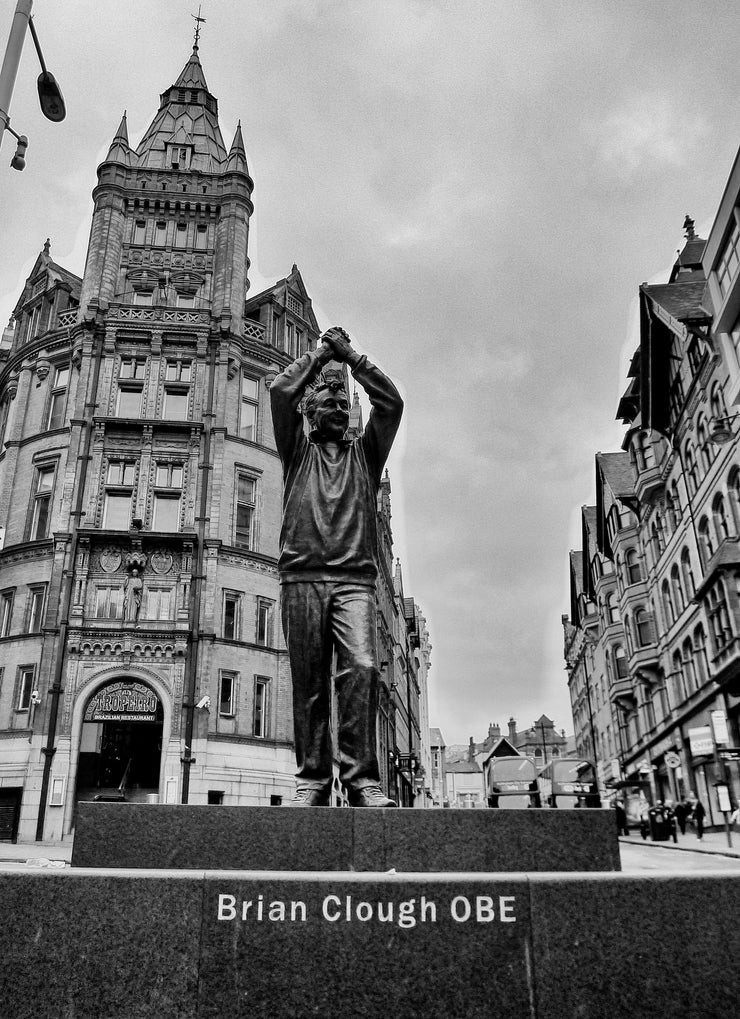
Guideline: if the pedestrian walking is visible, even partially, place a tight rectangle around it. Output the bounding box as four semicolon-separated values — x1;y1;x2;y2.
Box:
674;798;690;836
664;799;678;843
690;796;706;840
615;799;629;837
638;801;649;840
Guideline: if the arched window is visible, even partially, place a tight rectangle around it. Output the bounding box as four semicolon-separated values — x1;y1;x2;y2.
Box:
670;563;685;614
684;443;699;495
713;493;731;544
605;591;620;624
614;645;628;679
655;512;665;553
730;468;740;533
694;625;709;685
707;581;732;650
697;416;712;473
673;649;686;702
671;478;682;516
710;382;728;422
0;392;12;449
681;547;695;597
698;516;714;566
625;548;642;585
606;505;623;545
661;580;674;626
682;638;697;695
635;607;654;646
623;615;633;655
634;431;655;472
643;684;656;729
665;491;677;532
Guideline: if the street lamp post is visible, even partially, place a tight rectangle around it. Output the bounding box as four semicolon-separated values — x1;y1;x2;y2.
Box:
0;0;32;148
0;0;65;169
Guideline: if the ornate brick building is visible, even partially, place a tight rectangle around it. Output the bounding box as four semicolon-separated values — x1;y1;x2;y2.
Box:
0;42;429;843
565;203;740;826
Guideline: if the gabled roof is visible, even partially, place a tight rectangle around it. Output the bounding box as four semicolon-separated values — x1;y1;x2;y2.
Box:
430;727;445;748
12;242;82;318
569;550;584;625
595;451;634;557
641;280;711;325
446;760;481;774
596;451;634;498
482;737;520;765
246;265;321;335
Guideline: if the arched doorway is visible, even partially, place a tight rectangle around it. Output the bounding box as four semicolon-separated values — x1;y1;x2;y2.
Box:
75;679;164;803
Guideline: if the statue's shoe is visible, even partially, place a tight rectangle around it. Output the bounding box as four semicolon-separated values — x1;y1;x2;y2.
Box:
348;784;397;808
289;787;330;807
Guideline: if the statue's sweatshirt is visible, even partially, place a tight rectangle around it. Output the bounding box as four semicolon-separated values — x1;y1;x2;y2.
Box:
270;348;403;585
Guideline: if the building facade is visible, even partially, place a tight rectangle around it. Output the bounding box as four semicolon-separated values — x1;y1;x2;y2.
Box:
565;202;740;827
0;43;429;843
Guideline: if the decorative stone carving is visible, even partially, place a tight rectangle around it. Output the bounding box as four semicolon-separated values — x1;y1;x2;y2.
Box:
99;549;123;573
34;358;51;384
150;550;173;575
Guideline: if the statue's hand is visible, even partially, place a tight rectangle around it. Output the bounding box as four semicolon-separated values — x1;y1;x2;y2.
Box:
321;327;353;362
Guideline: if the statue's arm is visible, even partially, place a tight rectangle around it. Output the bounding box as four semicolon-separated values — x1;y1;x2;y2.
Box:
352;356;404;483
270;345;334;463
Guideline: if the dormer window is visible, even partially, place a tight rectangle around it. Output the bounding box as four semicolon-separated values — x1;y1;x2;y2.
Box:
168;145;191;170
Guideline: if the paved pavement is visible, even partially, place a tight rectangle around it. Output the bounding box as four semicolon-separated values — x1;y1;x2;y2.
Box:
0;839;72;867
619;827;740;858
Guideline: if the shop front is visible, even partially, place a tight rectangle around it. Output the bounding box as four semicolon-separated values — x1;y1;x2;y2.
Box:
75;678;164;804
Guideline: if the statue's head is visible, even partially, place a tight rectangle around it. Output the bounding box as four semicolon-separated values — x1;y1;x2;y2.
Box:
306;370;350;440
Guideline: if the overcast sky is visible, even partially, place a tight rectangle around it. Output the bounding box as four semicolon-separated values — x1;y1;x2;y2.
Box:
2;1;739;747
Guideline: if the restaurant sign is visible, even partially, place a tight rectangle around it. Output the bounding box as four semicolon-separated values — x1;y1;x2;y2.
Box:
84;681;159;723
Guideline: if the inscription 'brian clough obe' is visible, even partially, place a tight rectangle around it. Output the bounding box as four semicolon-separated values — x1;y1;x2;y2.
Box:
217;892;517;928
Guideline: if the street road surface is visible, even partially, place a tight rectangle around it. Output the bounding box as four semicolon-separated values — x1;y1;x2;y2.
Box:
620;842;740;873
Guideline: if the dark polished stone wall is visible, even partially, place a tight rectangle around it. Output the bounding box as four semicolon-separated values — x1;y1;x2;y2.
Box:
2;869;740;1018
71;803;621;871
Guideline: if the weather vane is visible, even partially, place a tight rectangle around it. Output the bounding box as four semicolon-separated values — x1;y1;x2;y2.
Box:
192;5;206;49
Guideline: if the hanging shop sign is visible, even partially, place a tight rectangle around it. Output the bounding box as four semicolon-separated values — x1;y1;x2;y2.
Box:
710;710;730;746
688;726;713;757
84;681;159;723
664;751;681;769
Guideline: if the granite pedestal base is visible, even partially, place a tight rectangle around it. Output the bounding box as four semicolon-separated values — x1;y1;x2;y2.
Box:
1;869;739;1018
71;802;620;871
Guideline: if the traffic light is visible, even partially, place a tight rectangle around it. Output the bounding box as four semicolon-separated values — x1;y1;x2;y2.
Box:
10;134;28;172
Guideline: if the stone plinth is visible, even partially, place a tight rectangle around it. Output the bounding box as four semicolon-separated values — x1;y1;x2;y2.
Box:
2;869;739;1018
71;803;620;871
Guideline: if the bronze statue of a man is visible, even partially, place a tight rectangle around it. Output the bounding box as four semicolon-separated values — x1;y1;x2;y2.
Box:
270;327;404;807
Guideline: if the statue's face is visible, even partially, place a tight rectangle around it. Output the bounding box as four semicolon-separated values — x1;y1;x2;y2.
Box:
311;388;349;440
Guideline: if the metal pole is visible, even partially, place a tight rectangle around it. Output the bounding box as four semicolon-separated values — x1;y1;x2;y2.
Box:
0;0;32;149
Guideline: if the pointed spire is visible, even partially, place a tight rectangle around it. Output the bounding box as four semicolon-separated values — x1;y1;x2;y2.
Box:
136;47;226;170
225;121;249;174
175;46;210;91
104;111;132;165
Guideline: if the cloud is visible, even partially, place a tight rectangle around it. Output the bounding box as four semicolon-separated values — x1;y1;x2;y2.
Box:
592;94;708;180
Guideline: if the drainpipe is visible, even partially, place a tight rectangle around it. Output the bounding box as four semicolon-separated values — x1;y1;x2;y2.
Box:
36;324;104;840
180;335;217;802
